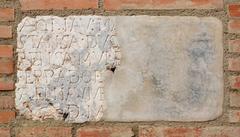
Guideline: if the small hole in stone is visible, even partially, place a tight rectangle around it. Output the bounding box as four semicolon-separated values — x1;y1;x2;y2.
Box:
109;67;116;73
63;113;69;120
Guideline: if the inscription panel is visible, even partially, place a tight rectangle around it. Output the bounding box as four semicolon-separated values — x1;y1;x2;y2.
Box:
16;16;120;123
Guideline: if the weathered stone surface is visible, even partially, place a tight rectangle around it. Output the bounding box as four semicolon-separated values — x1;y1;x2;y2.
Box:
16;16;120;123
16;16;223;123
103;16;223;121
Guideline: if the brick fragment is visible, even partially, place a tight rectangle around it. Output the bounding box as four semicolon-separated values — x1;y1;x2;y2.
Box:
228;58;240;71
16;127;72;137
0;96;14;109
0;45;13;58
228;20;240;33
229;110;240;123
0;81;14;91
0;26;12;38
0;128;10;137
228;4;240;17
229;76;240;89
77;127;134;137
0;8;14;21
230;92;240;107
20;0;98;11
0;111;15;123
0;60;14;74
229;39;240;53
104;0;223;10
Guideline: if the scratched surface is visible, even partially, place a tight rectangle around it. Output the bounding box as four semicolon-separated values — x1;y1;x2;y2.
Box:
16;16;121;123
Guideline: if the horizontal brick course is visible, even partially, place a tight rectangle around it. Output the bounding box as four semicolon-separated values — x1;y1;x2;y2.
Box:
0;128;11;137
139;126;240;137
16;127;72;137
0;8;14;21
228;20;240;33
0;26;12;38
228;58;240;71
228;4;240;17
20;0;98;11
0;60;14;74
77;127;134;137
229;39;240;53
0;45;13;58
229;110;240;123
0;96;14;109
229;76;240;89
0;111;15;123
104;0;223;10
0;81;14;91
230;92;240;107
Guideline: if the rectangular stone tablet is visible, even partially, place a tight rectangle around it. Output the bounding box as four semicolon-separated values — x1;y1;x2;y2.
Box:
16;16;223;123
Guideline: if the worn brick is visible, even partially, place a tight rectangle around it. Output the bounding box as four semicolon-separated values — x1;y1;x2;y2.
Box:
0;26;12;38
77;127;133;137
229;39;240;53
139;126;240;137
0;128;10;137
228;20;240;33
229;110;240;123
228;4;240;18
0;96;14;109
0;45;13;58
0;81;14;91
0;60;14;74
0;111;15;123
228;58;240;71
16;127;72;137
20;0;98;11
229;76;240;89
104;0;223;10
0;8;14;21
230;92;240;107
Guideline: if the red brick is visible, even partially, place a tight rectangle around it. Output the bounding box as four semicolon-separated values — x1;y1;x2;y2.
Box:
0;45;13;58
0;60;14;74
228;20;240;33
0;26;12;38
230;92;240;107
20;0;98;11
0;81;15;91
104;0;223;10
228;4;240;17
0;128;11;137
228;58;240;71
229;39;240;53
0;8;14;21
77;127;133;137
0;96;14;109
0;111;15;123
229;76;240;89
16;127;72;137
139;126;240;137
229;110;240;123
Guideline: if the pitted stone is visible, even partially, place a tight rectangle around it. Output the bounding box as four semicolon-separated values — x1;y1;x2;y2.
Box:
16;16;120;123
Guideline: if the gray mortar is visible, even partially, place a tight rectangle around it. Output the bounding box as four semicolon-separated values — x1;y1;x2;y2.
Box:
0;0;239;137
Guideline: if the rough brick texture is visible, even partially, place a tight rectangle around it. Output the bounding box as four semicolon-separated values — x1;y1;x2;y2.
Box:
77;127;134;137
0;111;15;123
104;0;223;10
0;128;11;137
228;58;240;71
0;8;14;21
228;20;240;33
229;110;240;123
229;4;240;17
0;45;13;58
0;81;14;91
16;127;72;137
139;126;240;137
0;26;12;38
230;92;240;107
229;76;240;89
20;0;98;11
0;96;14;109
229;39;240;53
0;60;14;74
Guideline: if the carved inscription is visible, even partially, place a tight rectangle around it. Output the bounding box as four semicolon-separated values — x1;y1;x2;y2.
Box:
16;16;121;123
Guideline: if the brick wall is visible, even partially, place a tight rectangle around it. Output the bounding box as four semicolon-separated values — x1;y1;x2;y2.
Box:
0;0;240;137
